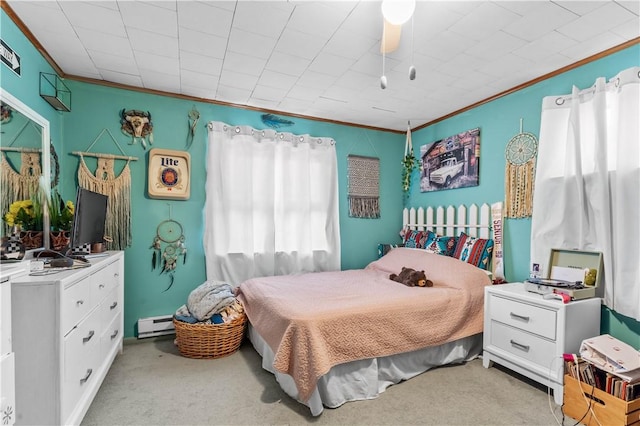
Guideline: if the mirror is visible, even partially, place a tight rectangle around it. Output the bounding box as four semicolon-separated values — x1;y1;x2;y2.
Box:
0;88;51;251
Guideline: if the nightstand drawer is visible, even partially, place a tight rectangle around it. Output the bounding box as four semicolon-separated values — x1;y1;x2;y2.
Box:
490;295;557;340
489;321;556;370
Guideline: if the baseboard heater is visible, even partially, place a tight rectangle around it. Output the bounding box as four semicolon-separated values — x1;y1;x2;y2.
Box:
137;314;175;338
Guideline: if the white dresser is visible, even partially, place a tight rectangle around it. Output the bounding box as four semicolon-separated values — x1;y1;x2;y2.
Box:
1;262;29;426
483;283;600;405
11;252;124;425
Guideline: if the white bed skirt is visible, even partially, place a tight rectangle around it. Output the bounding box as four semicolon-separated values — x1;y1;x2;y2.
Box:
247;324;483;416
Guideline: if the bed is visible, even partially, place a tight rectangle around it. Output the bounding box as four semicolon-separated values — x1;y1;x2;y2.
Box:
236;203;501;416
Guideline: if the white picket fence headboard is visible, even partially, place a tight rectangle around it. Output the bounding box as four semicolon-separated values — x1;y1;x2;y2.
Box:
402;203;492;239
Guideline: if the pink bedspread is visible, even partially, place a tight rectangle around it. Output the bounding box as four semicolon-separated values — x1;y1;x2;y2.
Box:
235;248;491;403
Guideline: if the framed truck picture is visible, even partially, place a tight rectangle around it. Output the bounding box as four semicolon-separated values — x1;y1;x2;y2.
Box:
148;148;191;200
420;127;480;192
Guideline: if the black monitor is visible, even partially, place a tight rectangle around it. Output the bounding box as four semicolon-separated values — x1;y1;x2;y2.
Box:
69;187;108;253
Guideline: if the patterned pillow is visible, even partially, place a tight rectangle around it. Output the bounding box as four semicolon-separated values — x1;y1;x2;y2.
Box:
452;232;494;270
424;233;458;256
377;243;404;258
402;229;433;249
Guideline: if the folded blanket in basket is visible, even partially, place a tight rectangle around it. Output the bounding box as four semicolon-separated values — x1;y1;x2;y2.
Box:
187;281;236;321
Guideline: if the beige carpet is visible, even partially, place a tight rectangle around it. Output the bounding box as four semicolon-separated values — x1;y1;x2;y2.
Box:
81;337;577;425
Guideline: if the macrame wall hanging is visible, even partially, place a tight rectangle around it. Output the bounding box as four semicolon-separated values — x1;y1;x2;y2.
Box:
150;204;187;292
505;118;538;218
347;154;380;218
74;128;138;250
1;118;44;234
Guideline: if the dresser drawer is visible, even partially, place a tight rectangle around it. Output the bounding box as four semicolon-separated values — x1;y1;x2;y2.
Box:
1;352;15;426
101;285;121;325
489;295;557;340
62;308;100;420
90;261;119;308
62;279;91;335
100;311;122;361
489;321;557;373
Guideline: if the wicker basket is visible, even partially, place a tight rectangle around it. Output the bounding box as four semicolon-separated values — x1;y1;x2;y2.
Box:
173;313;247;359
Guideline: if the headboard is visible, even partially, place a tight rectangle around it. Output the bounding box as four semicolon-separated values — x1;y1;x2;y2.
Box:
401;202;505;281
402;203;492;239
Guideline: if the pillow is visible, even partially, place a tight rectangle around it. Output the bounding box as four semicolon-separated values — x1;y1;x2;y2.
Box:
377;243;404;258
423;233;458;256
452;232;494;270
402;229;433;249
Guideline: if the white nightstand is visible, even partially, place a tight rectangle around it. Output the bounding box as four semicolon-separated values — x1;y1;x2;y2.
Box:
482;283;601;405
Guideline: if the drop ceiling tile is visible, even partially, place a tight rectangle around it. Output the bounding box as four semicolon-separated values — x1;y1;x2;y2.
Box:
218;70;260;91
59;2;125;37
180;69;219;90
333;70;378;91
258;70;298;91
247;97;280;110
227;28;278;60
139;68;180;93
118;1;177;37
75;28;133;58
556;2;637;42
222;51;267;77
275;28;326;60
215;86;252;105
141;1;177;12
135;51;180;76
612;20;640;40
251;85;288;103
88;49;138;75
181;83;217;100
9;3;73;38
351;52;397;77
296;71;338;91
126;28;178;58
502;2;578;42
265;51;311;77
287;85;323;102
338;1;383;39
180;51;223;75
560;32;629;61
448;2;520;41
92;2;119;12
233;2;293;38
100;69;143;87
419;31;476;62
554;1;609;16
466;31;527;61
177;2;233;38
321;85;361;103
308;52;355;77
287;2;351;39
617;0;639;14
512;31;577;61
477;53;535;78
178;27;227;58
324;29;378;60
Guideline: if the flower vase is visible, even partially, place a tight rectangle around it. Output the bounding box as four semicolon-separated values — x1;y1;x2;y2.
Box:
50;230;71;252
20;230;43;250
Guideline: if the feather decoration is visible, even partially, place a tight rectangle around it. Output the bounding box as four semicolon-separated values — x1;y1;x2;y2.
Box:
163;273;174;292
261;113;294;129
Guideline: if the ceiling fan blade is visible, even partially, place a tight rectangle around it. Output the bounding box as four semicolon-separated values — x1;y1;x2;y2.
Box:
381;19;402;54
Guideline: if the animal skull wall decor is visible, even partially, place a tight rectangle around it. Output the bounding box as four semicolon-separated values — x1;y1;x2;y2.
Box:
120;109;154;149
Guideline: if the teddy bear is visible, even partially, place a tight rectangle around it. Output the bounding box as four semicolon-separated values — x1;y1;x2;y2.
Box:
389;266;433;287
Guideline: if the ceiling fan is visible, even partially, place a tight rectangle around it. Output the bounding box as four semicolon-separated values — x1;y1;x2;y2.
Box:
379;0;416;89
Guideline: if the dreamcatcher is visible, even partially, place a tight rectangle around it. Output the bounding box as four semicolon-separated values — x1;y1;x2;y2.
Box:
150;205;187;291
185;105;200;150
505;118;538;218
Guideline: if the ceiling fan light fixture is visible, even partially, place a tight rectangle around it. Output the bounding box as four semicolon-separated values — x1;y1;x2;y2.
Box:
381;0;416;26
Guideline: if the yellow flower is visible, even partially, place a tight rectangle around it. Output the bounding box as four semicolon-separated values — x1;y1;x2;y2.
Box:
3;198;43;231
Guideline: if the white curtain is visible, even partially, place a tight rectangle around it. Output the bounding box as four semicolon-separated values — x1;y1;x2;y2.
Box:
531;67;640;319
204;121;341;286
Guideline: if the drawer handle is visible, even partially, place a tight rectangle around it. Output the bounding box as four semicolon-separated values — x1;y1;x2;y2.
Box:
76;299;84;306
509;312;530;322
99;284;105;289
110;301;118;310
111;329;119;340
80;368;93;385
83;330;95;343
114;273;120;277
510;340;530;352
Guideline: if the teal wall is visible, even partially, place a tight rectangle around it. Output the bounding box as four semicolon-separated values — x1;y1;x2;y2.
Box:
410;44;640;346
3;8;639;345
0;11;63;164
